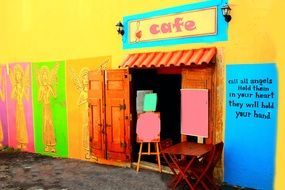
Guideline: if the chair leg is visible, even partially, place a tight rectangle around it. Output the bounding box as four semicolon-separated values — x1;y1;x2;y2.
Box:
193;171;210;190
161;152;177;176
205;174;219;190
155;142;162;172
136;142;143;172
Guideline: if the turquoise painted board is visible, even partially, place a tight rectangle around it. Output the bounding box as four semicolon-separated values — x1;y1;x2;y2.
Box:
143;93;157;112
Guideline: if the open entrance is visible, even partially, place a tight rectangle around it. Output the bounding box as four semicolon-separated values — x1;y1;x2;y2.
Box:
88;48;218;169
130;69;182;164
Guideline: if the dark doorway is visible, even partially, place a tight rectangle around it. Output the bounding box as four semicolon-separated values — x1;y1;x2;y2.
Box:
130;69;181;164
157;75;181;144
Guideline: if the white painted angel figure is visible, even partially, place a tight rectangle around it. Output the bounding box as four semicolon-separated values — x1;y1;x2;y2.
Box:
37;64;59;153
70;66;90;159
9;64;30;150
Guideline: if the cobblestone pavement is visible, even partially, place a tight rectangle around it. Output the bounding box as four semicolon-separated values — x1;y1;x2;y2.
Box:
0;150;171;190
0;149;251;190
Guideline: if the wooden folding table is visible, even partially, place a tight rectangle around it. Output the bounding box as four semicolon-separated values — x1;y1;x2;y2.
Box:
161;142;212;190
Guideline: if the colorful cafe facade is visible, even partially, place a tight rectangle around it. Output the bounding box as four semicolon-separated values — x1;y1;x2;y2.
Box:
0;0;284;190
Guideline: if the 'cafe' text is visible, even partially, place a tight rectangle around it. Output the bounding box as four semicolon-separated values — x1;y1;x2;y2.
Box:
150;18;196;34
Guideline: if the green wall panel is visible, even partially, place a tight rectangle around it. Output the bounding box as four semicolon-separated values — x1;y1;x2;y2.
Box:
32;61;68;157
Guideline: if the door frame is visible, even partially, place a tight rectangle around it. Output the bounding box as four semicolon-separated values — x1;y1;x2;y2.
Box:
129;65;217;161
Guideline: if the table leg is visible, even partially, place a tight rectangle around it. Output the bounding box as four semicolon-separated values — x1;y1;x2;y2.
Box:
169;154;195;190
160;153;178;187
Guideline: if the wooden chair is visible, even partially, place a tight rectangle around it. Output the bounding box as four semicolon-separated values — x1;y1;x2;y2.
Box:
190;142;224;190
159;139;188;187
159;139;177;175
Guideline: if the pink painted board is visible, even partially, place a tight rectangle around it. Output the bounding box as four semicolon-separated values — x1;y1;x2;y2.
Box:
136;112;160;142
181;89;208;137
6;63;34;152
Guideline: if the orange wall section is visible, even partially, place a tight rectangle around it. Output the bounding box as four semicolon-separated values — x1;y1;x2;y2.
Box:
66;56;110;161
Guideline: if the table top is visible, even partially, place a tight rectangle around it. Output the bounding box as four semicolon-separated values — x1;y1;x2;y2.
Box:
161;142;212;156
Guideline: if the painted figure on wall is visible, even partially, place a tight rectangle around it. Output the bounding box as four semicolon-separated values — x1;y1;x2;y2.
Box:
9;64;30;150
37;65;59;153
70;67;90;159
0;70;5;148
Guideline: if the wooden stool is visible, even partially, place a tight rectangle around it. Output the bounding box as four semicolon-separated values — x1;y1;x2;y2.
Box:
136;141;161;172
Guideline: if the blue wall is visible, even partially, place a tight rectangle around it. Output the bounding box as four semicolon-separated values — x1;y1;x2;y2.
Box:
225;64;278;190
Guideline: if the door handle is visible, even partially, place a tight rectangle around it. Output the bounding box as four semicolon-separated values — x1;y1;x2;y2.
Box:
119;104;126;110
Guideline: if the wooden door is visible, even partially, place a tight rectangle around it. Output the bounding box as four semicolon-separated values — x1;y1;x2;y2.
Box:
181;67;214;144
105;69;131;161
88;70;106;158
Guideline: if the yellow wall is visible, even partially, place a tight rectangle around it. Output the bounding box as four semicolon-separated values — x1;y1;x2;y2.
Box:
271;2;285;190
0;0;284;189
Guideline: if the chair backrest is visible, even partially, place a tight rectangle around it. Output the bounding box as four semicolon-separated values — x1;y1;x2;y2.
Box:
159;138;173;151
193;143;223;189
210;142;224;172
194;144;216;176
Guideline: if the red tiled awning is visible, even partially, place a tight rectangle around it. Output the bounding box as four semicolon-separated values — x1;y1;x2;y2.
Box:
120;47;216;68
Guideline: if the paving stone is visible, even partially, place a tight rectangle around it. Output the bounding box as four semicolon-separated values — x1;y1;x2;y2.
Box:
0;151;241;190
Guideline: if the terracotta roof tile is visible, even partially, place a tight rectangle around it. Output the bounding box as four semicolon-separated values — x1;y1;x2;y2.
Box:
120;47;216;68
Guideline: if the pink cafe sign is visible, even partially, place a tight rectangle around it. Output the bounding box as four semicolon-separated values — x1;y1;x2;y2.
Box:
128;7;217;43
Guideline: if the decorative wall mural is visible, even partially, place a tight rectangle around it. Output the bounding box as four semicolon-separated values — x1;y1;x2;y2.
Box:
37;65;59;153
0;84;3;148
6;63;34;152
1;57;111;158
0;66;6;148
10;65;29;149
225;63;278;190
70;66;90;158
33;61;68;157
66;57;110;160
